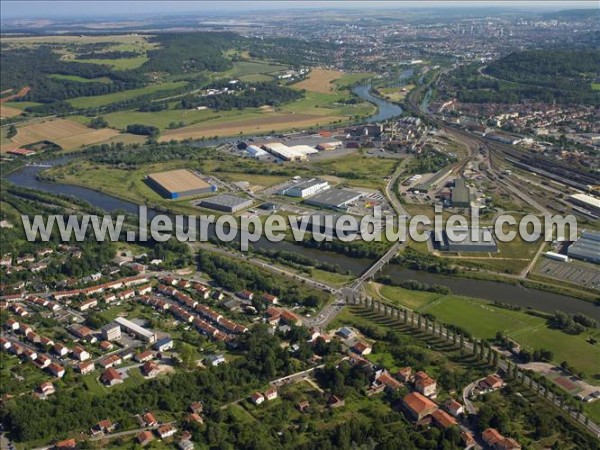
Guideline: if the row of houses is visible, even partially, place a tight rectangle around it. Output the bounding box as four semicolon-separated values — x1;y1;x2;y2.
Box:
52;275;150;301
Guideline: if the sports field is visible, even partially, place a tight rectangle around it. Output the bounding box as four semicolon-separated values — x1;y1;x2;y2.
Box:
3;119;120;152
293;68;344;93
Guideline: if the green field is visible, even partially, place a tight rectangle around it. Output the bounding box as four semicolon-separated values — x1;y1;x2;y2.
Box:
225;60;288;78
48;74;112;84
67;81;187;108
592;83;600;91
311;153;398;189
2;101;42;110
332;72;375;88
75;55;149;70
369;283;600;380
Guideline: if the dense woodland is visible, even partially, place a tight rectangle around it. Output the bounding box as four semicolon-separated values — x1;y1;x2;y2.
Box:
448;50;600;106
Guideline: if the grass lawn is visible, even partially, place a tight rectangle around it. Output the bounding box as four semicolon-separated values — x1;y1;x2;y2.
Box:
2;101;42;110
592;83;600;91
67;81;187;109
225;60;288;78
309;269;354;287
333;72;376;88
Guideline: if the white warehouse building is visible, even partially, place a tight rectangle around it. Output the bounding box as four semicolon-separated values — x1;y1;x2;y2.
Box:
281;178;330;198
245;145;268;158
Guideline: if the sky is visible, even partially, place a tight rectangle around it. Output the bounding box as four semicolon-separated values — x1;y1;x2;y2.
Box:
1;1;597;20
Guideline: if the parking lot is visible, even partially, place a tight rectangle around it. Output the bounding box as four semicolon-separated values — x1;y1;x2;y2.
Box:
535;258;600;290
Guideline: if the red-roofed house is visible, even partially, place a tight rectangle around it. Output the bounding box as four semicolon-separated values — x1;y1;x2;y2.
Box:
101;368;123;386
48;362;65;378
402;392;438;421
414;371;437;397
137;430;154;446
251;392;265;405
352;341;372;356
431;409;458;429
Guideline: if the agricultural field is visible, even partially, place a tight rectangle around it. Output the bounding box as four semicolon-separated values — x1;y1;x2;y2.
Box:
225;60;289;82
158;111;344;142
67;81;187;108
0;104;22;118
2;118;120;152
367;282;600;380
293;68;344;93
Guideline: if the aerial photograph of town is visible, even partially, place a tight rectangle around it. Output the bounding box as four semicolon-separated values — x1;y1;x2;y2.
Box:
0;0;599;448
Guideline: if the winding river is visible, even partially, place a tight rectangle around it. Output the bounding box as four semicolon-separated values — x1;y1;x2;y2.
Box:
5;82;599;320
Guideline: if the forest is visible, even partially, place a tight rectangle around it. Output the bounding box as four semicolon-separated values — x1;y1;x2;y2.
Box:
180;82;304;110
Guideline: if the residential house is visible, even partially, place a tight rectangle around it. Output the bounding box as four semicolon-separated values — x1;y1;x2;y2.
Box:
462;431;476;449
444;398;464;417
414;371;437;398
53;343;69;357
157;424;177;439
189;402;203;414
91;419;115;436
78;361;96;375
262;293;279;304
99;340;113;351
179;440;194;450
48;362;65;378
143;412;158;427
402;392;438;421
141;361;160;377
72;346;91;361
280;309;302;326
187;413;203;424
237;290;254;301
39;381;55;396
153;337;174;352
135;350;154;363
101;367;123;386
352;341;372;356
264;387;278;401
251;392;265;405
482;428;521;450
137;431;154;446
33;353;51;369
397;367;413;383
374;370;403;391
205;354;225;366
54;438;77;449
5;318;19;331
431;409;458;429
479;374;504;392
336;327;354;339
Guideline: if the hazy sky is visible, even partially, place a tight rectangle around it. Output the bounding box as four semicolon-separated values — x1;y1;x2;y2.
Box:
1;1;597;19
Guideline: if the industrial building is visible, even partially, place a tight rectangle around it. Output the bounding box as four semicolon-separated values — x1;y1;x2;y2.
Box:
451;178;471;208
567;230;600;264
410;168;453;193
245;145;268;159
305;188;363;210
101;323;122;341
434;227;498;253
113;317;156;343
198;194;253;213
146;169;217;199
261;142;321;161
568;194;600;217
281;178;330;198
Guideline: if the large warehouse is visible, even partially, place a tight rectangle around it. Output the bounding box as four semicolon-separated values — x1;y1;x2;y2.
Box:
146;169;217;199
261;142;318;161
281;178;330;198
567;230;600;264
305;188;363;210
198;194;253;213
434;227;498;253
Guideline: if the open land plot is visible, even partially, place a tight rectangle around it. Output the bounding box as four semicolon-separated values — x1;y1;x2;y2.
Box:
293;68;345;93
370;283;600;380
1;34;153;46
0;101;41;110
102;106;228;130
67;81;187;108
310;154;398;189
592;83;600;91
226;60;288;78
377;84;416;102
0;86;31;103
4;118;120;152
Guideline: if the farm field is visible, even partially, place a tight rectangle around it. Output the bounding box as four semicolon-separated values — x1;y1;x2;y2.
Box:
1;34;153;46
368;282;600;380
225;60;288;81
67;81;187;108
75;55;149;70
293;68;344;93
0;105;22;118
2;118;120;152
158;111;344;142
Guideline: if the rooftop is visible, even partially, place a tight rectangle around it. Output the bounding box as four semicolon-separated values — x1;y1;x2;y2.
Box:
305;188;363;208
147;169;211;194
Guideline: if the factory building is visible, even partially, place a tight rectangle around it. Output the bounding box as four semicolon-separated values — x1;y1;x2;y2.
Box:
281;178;330;198
434;227;498;253
146;169;217;199
305;188;363;210
451;179;471;208
262;142;309;161
114;317;156;343
198;194;253;213
567;230;600;264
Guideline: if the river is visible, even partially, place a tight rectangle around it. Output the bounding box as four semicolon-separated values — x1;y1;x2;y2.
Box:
5;83;600;320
